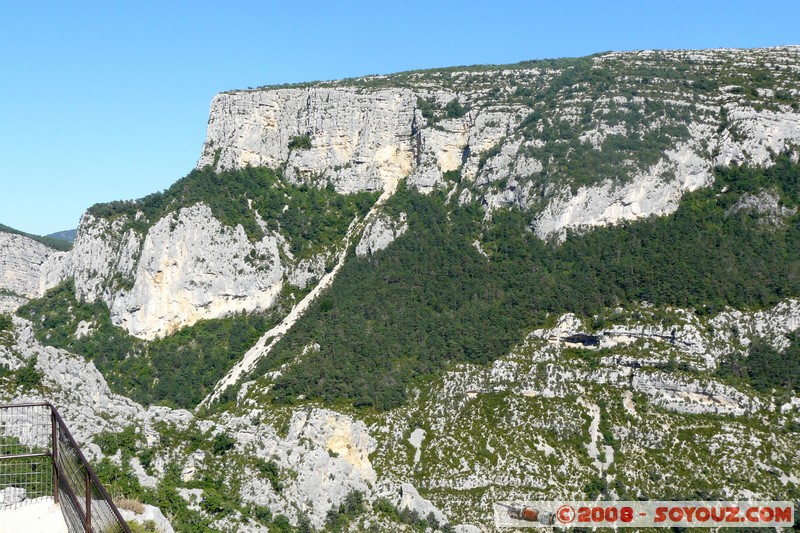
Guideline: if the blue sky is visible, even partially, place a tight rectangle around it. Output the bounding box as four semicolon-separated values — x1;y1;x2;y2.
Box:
2;0;799;235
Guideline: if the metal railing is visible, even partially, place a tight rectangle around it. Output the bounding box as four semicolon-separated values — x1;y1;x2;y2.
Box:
0;402;131;533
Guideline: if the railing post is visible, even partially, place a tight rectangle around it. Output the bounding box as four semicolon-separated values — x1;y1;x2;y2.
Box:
0;403;131;532
51;407;59;504
85;468;92;533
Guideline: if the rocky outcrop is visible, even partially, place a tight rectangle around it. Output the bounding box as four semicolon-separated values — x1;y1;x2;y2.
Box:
41;204;285;339
287;254;328;289
727;189;797;224
0;487;27;507
285;408;377;483
199;88;419;193
631;371;760;415
0;232;55;300
235;408;379;529
397;483;447;525
118;504;174;533
0;294;27;314
532;300;800;369
199;86;504;197
39;213;140;304
196;47;800;242
716;105;800;167
355;212;407;257
531;142;712;240
110;204;284;339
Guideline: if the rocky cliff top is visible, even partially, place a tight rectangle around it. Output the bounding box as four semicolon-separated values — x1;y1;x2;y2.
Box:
199;46;800;237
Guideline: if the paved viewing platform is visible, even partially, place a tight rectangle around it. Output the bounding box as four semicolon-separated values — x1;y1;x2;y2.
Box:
1;497;68;532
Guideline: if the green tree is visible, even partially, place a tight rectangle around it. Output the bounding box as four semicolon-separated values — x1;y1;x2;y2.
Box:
211;432;235;455
14;358;42;390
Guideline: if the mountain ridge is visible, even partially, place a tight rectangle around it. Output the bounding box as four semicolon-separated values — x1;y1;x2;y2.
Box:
35;45;800;344
2;46;799;531
0;222;73;251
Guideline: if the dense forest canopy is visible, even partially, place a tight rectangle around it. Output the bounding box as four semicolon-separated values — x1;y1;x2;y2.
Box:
259;154;800;410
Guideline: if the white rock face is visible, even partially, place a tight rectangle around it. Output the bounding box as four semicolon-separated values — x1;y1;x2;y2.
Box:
198;87;518;197
199;88;418;194
286;409;377;483
180;451;205;483
39;213;140;304
0;232;56;299
118;504;175;533
40;222;140;329
631;371;760;415
41;204;285;339
0;486;27;507
237;408;379;528
716;106;800;167
0;294;26;313
110;204;284;339
287;253;328;289
355;212;408;257
397;483;447;525
407;114;470;193
531;143;712;240
408;427;425;464
727;189;797;224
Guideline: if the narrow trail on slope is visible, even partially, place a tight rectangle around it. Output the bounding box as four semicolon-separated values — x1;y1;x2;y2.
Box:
579;397;615;479
199;182;399;409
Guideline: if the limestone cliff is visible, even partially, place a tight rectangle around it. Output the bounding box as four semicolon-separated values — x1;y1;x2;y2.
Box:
39;46;800;338
199;88;417;193
41;205;286;339
0;232;56;300
199;46;800;238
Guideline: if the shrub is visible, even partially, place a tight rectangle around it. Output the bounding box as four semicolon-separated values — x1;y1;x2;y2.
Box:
251;504;272;524
200;486;236;517
116;498;145;514
126;521;156;533
211;432;235;455
271;514;293;532
325;490;365;531
255;458;283;493
584;476;608;499
288;134;312;150
14;358;42;390
416;97;436;122
747;337;800;393
444;98;468;118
